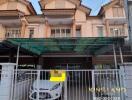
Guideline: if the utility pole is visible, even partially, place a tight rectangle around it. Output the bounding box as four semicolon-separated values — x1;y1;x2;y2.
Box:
124;0;132;48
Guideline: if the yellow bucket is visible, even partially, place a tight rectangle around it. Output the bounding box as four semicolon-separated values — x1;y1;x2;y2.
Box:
50;70;66;82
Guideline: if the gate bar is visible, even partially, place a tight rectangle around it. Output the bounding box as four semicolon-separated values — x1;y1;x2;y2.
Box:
64;74;67;100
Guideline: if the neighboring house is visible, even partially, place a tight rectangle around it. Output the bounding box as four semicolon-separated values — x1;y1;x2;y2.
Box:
98;0;127;37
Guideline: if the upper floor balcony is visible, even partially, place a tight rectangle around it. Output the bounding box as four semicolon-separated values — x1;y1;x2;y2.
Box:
104;18;127;26
0;10;24;27
103;6;127;25
0;10;26;39
43;9;76;17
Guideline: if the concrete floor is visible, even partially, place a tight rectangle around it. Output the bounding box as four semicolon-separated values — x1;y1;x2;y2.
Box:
67;84;93;100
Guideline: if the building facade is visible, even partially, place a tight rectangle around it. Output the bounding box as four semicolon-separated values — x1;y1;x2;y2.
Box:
0;0;128;39
1;1;132;100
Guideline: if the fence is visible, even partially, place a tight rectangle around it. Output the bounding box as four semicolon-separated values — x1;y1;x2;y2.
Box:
0;69;126;100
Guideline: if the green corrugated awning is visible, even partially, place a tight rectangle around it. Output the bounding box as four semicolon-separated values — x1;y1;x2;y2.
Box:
5;37;125;55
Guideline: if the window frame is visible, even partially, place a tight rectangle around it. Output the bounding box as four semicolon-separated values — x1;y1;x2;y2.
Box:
51;27;71;38
76;25;81;37
97;25;104;37
29;28;34;38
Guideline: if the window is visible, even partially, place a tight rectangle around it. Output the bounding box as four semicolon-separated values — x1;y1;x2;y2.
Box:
76;26;81;37
113;7;124;17
51;27;71;38
61;29;65;37
5;28;20;38
29;28;34;38
97;26;104;37
56;29;60;37
110;27;125;37
66;29;71;37
51;29;55;37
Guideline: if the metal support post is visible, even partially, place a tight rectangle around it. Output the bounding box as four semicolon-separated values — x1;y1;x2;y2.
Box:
113;44;117;69
13;44;20;100
119;46;124;64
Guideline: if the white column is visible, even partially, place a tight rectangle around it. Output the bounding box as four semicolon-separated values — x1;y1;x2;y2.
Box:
0;63;16;100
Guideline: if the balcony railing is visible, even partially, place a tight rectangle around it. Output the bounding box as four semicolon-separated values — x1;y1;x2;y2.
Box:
5;28;21;38
5;32;21;38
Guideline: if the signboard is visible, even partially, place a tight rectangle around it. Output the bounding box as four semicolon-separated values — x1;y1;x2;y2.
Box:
50;70;66;82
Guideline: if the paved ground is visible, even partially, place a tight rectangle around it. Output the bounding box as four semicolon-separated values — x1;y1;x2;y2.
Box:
67;84;93;100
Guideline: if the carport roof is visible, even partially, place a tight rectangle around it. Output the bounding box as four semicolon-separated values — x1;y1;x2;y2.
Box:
4;37;125;56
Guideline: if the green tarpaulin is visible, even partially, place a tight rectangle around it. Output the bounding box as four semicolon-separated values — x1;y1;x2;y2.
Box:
5;37;124;55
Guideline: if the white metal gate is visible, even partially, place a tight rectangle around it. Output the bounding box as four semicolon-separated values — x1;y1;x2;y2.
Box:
0;69;126;100
120;63;132;100
93;69;126;100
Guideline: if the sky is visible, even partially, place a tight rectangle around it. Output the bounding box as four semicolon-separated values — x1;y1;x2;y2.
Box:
29;0;110;15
